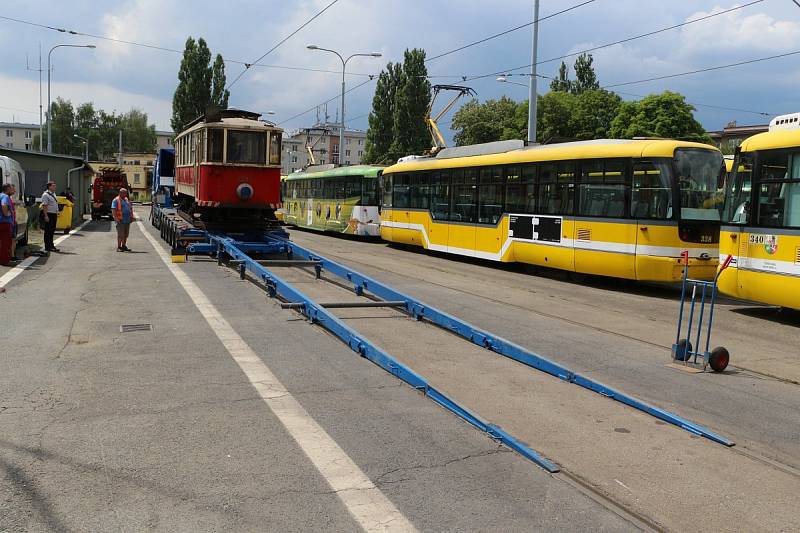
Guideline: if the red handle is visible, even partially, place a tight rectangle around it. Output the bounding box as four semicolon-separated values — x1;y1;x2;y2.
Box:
681;250;689;266
720;254;734;271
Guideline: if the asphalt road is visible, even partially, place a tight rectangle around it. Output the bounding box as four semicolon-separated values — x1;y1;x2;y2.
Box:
0;216;638;532
286;228;800;477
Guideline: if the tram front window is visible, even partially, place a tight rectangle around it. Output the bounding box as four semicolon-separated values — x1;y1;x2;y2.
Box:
226;130;267;164
723;154;753;224
675;148;725;221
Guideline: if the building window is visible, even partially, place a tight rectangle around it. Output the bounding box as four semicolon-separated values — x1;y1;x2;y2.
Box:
5;143;12;148
291;156;298;163
134;173;141;184
5;130;11;138
346;139;351;145
25;143;31;150
320;159;326;164
358;139;363;146
25;131;32;139
345;149;351;156
357;150;363;157
345;160;351;165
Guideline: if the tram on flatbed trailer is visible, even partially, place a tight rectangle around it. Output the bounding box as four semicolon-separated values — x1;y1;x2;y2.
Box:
719;129;800;309
379;138;724;282
283;165;383;236
173;109;283;227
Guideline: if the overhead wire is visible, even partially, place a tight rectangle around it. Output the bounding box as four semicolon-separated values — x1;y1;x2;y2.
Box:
226;0;339;90
425;0;597;62
446;0;763;83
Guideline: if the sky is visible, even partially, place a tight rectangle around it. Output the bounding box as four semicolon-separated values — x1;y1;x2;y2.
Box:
1;0;798;141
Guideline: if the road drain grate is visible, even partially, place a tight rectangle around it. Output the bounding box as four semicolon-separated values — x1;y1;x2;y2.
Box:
120;323;153;333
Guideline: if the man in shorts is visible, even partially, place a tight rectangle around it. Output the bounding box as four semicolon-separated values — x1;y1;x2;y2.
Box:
111;188;134;252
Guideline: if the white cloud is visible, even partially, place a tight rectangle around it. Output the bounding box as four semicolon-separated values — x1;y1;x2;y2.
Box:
0;74;172;130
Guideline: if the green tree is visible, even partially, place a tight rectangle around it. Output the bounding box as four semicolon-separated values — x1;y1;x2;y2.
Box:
363;63;400;164
451;96;524;146
49;97;75;154
211;53;230;109
536;91;578;142
96;110;121;160
390;48;432;159
549;61;572;93
609;91;710;142
571;53;599;94
171;37;213;133
572;89;621;139
120;109;157;152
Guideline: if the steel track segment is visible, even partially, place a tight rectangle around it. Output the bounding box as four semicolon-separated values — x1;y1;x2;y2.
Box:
205;233;560;474
279;237;735;448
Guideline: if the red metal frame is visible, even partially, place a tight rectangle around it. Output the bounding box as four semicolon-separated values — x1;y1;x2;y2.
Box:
176;164;281;208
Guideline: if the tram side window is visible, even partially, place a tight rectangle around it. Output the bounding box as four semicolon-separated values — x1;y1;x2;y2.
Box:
207;129;224;162
430;171;451;220
539;162;574;215
451;168;477;223
505;164;536;213
393;174;410;208
362;177;378;206
577;159;628;218
410;173;430;209
756;151;800;228
478;166;504;224
269;133;281;165
631;160;672;219
345;176;361;198
381;174;393;208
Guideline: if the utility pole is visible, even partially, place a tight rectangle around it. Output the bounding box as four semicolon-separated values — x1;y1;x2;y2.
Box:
118;130;123;165
26;44;44;151
528;0;540;144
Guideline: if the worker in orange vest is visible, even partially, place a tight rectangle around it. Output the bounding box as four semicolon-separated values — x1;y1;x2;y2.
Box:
111;188;134;252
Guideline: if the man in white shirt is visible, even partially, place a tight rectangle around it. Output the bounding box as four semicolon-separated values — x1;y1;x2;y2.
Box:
40;181;60;252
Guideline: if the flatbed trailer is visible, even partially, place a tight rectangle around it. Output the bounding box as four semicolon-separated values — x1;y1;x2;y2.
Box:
149;203;734;472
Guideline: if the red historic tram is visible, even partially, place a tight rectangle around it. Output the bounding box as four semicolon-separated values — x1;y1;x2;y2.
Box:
174;109;283;226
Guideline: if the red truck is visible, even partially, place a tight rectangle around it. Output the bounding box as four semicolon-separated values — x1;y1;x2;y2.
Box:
91;167;129;220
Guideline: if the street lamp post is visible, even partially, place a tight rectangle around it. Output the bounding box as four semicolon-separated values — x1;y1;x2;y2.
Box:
307;45;381;166
529;0;540;144
47;44;96;153
74;133;88;162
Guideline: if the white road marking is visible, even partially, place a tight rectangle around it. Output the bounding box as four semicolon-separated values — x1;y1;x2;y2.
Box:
0;219;91;289
137;219;416;533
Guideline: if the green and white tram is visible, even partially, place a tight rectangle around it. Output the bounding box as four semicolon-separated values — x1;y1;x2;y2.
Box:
283;165;384;236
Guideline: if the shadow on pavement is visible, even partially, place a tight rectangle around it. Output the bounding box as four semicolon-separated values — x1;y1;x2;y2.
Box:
80;220;113;232
730;306;800;327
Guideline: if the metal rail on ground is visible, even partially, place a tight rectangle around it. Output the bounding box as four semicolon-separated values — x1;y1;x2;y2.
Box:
151;204;733;475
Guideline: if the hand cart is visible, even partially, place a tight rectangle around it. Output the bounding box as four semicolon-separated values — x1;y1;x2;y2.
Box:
672;253;733;372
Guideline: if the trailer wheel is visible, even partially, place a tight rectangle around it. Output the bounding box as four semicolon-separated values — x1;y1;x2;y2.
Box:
709;347;729;372
674;339;693;361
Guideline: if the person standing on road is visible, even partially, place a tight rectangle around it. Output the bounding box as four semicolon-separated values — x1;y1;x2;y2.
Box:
0;183;17;266
111;188;134;252
40;181;60;253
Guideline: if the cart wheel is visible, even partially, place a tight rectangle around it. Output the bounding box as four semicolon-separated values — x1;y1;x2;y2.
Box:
709;347;729;372
674;339;693;361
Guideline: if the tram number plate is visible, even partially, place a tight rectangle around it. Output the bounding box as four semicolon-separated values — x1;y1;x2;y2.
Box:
509;214;562;243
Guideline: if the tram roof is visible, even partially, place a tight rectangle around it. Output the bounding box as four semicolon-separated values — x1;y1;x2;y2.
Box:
286;165;385;180
740;129;800;152
384;138;718;173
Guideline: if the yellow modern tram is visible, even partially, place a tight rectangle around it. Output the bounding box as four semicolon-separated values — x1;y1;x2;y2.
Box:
719;129;800;309
380;139;724;282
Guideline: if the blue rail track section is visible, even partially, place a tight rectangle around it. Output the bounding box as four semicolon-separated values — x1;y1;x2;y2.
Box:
152;206;734;475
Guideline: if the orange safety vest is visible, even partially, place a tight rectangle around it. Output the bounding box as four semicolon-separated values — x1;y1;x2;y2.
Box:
114;195;132;222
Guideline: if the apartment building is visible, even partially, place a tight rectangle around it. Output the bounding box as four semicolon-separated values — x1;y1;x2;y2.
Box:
1;122;40;151
281;122;367;175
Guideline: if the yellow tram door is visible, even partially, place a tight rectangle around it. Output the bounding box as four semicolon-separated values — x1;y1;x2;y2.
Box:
447;169;477;256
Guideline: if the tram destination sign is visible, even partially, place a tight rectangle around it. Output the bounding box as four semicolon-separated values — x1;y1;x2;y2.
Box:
509;214;562;243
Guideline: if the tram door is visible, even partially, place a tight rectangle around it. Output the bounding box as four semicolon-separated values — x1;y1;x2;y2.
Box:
427;171;450;252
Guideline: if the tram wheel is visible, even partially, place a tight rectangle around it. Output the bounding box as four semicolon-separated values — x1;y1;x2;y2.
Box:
674;338;693;361
709;347;730;372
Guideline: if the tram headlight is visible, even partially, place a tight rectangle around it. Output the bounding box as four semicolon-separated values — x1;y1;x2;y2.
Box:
236;182;254;200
